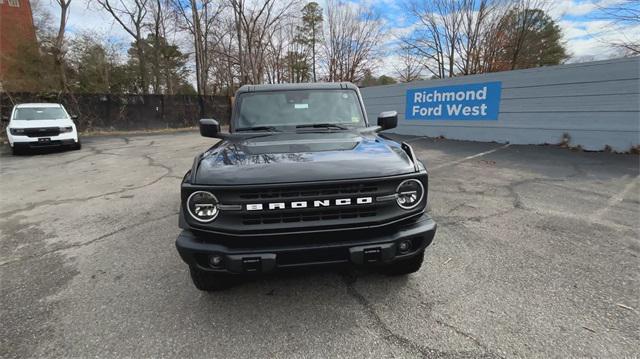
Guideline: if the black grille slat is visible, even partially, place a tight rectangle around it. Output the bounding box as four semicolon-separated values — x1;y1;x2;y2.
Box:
24;127;60;137
239;183;379;200
241;208;378;225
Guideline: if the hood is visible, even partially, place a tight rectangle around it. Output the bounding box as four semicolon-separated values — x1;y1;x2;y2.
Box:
10;119;74;128
194;131;416;185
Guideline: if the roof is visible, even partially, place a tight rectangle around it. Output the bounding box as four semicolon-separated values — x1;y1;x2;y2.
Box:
236;82;358;94
15;103;64;108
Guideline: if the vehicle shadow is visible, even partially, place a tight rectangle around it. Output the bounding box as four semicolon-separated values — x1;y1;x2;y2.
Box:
177;265;422;356
8;146;80;157
213;264;410;292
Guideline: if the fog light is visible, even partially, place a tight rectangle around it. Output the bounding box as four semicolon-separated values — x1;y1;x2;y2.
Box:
209;255;223;267
398;240;412;253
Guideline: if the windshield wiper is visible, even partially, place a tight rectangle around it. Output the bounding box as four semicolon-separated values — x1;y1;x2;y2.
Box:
296;123;348;130
236;126;280;132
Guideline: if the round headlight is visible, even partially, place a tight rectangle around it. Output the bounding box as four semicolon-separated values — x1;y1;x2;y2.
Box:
187;191;219;222
396;179;424;210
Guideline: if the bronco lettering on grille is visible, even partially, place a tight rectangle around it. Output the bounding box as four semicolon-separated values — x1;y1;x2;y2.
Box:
246;197;373;211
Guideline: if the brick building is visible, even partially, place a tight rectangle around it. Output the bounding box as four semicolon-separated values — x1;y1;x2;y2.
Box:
0;0;37;82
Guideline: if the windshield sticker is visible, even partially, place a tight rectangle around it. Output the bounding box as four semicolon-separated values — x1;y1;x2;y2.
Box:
294;104;309;109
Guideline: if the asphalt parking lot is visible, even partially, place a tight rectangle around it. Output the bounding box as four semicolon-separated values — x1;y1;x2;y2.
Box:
1;131;638;358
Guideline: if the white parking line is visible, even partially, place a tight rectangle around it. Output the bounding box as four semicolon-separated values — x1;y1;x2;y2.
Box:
404;136;430;143
590;175;640;221
430;143;511;170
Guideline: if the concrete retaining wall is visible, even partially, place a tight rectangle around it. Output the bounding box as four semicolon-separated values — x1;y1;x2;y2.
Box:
360;57;639;152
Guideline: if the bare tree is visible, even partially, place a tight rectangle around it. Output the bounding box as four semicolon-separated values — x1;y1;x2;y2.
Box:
400;0;566;76
474;2;511;73
51;0;72;92
171;0;223;95
149;0;163;94
230;0;299;85
401;0;465;78
208;18;240;95
393;46;423;82
594;0;639;55
457;0;495;75
323;0;383;82
96;0;150;94
264;20;292;84
30;0;56;41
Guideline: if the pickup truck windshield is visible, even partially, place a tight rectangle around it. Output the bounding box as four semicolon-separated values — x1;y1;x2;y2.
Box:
236;89;365;130
14;108;68;121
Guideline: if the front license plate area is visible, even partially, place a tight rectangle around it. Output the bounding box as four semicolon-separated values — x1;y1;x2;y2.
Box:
38;138;51;143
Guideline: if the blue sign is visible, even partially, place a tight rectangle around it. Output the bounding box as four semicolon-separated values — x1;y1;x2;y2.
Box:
405;81;502;120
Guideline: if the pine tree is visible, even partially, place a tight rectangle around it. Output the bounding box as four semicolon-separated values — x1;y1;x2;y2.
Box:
295;2;323;82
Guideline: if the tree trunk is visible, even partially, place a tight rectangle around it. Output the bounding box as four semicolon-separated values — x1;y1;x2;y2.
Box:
136;37;148;95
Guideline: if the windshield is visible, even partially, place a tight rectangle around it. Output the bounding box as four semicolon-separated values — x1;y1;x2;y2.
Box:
14;107;68;121
236;89;365;130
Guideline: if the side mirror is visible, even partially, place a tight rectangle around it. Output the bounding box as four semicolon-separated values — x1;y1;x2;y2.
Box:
377;111;398;131
199;118;221;138
70;114;79;120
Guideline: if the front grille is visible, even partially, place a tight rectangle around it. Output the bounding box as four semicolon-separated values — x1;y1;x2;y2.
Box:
24;127;60;137
242;207;377;225
239;183;378;200
183;175;427;235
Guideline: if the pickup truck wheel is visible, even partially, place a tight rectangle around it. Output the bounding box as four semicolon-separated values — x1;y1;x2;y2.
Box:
189;267;235;291
384;250;424;275
73;139;82;150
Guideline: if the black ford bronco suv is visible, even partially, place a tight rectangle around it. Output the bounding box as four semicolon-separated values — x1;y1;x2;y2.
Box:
176;83;436;291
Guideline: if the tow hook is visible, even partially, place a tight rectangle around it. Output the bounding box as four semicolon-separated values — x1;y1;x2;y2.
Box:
349;243;395;264
242;257;262;273
363;248;382;263
225;253;276;273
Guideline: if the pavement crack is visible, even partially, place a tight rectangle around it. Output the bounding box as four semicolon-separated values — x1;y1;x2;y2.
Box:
1;150;178;218
343;273;507;358
340;273;443;357
0;212;177;267
143;153;174;177
433;318;499;356
0;168;175;218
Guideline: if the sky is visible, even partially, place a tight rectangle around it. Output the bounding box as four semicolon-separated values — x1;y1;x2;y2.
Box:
37;0;639;77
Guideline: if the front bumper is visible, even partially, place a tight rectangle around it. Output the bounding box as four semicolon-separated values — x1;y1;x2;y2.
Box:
13;139;77;149
176;213;437;274
9;132;78;147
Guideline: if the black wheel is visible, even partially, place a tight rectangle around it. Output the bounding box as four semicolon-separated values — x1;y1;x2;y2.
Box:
12;146;22;155
384;250;425;275
189;266;235;291
73;139;82;150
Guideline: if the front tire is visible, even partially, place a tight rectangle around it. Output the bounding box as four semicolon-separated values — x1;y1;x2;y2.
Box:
384;250;425;275
189;266;235;291
73;139;82;150
12;145;22;155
